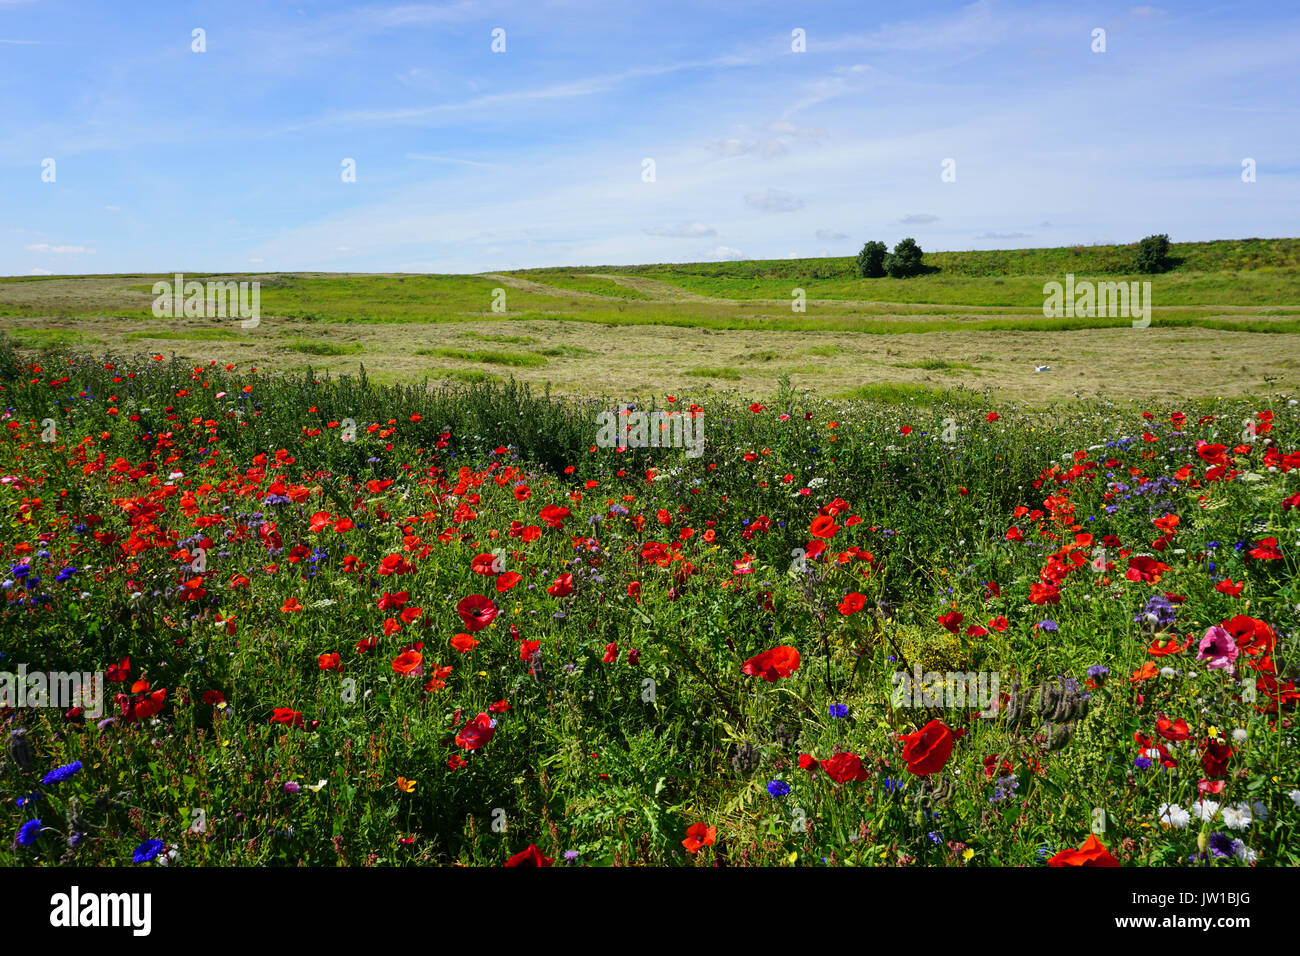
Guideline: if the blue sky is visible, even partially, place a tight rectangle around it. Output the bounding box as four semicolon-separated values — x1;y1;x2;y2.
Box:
2;0;1297;276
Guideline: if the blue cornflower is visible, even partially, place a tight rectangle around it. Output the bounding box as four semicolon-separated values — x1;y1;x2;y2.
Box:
16;793;40;807
766;779;791;798
16;819;41;846
133;838;165;863
927;831;943;844
1134;755;1152;770
1037;619;1058;632
55;567;77;583
10;564;30;579
828;703;848;718
41;761;82;786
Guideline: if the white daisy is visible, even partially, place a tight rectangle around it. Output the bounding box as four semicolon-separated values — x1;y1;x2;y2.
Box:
1221;803;1253;830
1157;803;1190;827
1190;799;1219;821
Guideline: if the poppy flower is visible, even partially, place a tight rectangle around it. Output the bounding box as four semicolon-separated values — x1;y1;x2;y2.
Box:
1126;555;1171;584
741;645;801;682
601;642;618;664
809;515;840;539
456;594;499;632
682;822;717;854
899;719;963;775
504;843;552;867
1047;835;1119;867
547;573;575;598
1028;582;1059;605
937;611;963;634
1200;739;1233;778
281;596;304;613
1247;537;1282;560
450;633;478;654
455;712;496;750
471;553;499;575
392;650;423;676
1155;714;1192;741
1220;615;1274;656
495;571;522;592
820;752;869;783
837;592;866;615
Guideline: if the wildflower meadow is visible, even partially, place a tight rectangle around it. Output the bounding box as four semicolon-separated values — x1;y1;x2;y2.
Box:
2;338;1297;870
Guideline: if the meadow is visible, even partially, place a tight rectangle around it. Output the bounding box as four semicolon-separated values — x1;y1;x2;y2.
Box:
2;239;1299;867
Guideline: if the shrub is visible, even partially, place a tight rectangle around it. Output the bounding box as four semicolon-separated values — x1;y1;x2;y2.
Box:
884;237;924;278
856;240;888;278
1135;234;1171;273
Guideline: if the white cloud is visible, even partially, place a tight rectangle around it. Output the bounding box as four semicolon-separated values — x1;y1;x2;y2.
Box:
702;246;744;260
644;223;717;238
816;228;847;240
28;268;53;275
899;214;939;225
26;243;95;254
745;188;803;213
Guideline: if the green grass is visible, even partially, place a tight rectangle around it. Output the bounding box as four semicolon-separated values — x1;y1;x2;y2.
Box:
124;328;245;341
416;347;549;367
5;328;94;347
505;271;655;299
282;339;363;356
685;365;742;380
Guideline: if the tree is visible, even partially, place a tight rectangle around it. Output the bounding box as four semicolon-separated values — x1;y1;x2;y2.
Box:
884;237;924;278
856;240;888;278
1135;234;1171;274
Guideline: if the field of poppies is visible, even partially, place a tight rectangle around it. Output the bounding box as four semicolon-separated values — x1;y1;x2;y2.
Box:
2;334;1298;867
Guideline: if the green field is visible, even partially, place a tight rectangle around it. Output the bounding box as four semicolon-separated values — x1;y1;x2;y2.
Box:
2;237;1299;403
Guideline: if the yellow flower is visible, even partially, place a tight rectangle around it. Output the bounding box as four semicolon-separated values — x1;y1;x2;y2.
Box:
961;848;974;861
396;776;417;793
786;851;798;864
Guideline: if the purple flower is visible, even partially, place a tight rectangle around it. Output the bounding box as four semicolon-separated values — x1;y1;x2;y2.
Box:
133;838;165;863
15;819;41;846
40;760;82;786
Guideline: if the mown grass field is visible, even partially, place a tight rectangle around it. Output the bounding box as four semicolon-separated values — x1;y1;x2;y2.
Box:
2;237;1299;403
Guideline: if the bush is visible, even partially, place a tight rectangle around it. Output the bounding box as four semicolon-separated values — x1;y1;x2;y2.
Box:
884;237;924;278
1135;234;1171;273
855;240;888;278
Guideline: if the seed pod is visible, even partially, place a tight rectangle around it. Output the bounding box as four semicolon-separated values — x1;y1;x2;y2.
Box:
5;729;33;772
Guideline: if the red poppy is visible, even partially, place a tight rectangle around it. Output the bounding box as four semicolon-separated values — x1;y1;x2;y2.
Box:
1028;582;1059;605
1200;738;1233;778
455;712;496;750
602;642;618;664
1220;615;1275;656
456;594;499;632
1154;713;1192;741
547;573;575;598
820;752;870;783
937;611;963;634
809;514;840;539
504;843;552;867
496;571;522;592
1126;555;1170;584
899;718;963;775
837;592;866;615
682;822;717;854
1048;835;1119;867
392;650;423;676
450;633;478;654
741;645;801;682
